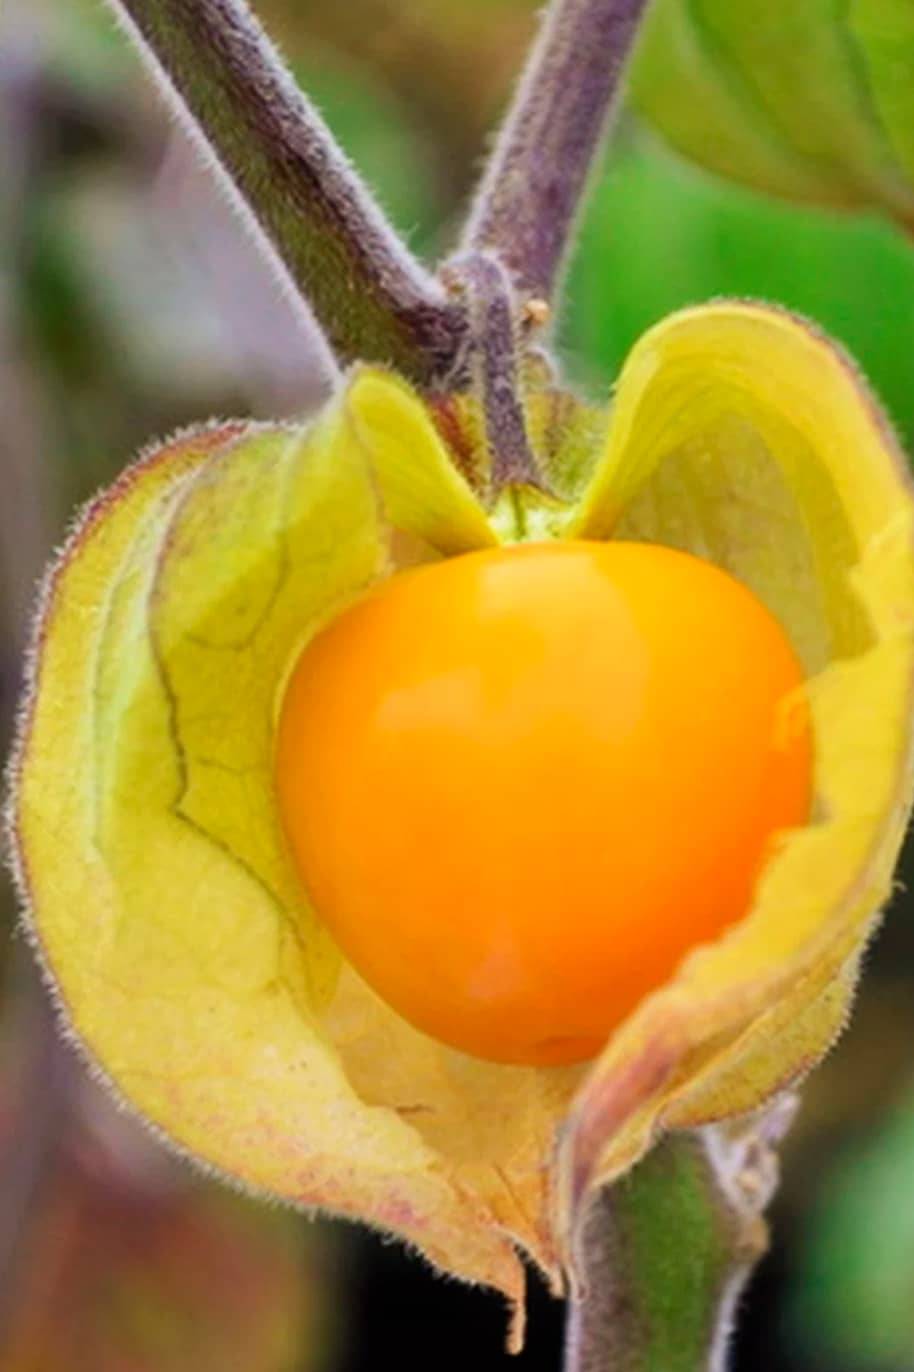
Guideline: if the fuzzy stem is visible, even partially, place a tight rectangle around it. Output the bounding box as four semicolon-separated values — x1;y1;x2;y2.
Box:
564;1106;796;1372
105;0;468;384
446;252;544;491
463;0;651;304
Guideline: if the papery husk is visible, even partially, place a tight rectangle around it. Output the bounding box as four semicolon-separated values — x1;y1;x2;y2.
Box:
12;302;914;1335
12;404;552;1345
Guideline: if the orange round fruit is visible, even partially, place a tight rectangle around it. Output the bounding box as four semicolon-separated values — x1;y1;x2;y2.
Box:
275;541;812;1066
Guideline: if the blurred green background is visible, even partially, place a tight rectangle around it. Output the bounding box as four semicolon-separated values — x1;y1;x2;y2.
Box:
4;0;914;1369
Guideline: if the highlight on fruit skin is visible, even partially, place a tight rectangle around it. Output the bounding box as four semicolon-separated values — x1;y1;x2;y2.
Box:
276;539;812;1067
10;302;914;1324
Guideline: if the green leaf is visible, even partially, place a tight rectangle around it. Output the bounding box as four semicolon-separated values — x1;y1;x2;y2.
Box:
629;0;914;224
851;0;914;187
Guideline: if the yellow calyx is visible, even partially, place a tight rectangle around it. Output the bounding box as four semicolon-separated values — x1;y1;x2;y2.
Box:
12;302;914;1331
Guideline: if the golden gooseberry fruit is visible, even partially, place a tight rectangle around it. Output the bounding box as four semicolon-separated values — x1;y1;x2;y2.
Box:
275;541;812;1067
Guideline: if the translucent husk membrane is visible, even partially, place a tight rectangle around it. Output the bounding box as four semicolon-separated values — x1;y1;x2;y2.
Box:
12;302;914;1340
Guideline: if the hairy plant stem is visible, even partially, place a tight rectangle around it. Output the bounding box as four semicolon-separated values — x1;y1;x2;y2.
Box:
103;0;657;483
563;1105;796;1372
105;0;467;384
445;252;544;492
462;0;651;305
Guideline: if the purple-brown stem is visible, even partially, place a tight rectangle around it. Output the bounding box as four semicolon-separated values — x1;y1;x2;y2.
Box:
103;0;653;397
104;0;468;385
445;252;544;492
462;0;651;306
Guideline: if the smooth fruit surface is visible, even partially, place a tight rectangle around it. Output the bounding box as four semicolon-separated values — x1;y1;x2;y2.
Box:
275;541;812;1066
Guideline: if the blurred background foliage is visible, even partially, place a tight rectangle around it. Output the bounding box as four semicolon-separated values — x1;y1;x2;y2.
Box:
4;0;914;1369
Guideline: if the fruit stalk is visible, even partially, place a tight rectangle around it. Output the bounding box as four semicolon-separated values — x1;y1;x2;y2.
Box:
103;0;467;384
